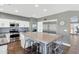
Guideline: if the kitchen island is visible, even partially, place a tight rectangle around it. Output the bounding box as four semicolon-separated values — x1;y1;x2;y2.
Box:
23;32;64;54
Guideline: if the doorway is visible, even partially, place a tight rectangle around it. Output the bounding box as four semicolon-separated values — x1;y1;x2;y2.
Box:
70;16;79;35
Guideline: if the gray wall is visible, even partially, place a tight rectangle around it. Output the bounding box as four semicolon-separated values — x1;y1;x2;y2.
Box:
37;11;79;44
37;11;71;35
0;12;31;21
29;17;38;32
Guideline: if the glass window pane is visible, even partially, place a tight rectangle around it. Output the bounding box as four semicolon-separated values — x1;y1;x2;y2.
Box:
71;16;78;22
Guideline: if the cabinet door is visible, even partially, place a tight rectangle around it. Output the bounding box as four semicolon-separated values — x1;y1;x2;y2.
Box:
0;22;9;27
20;33;25;48
0;45;7;54
5;33;10;42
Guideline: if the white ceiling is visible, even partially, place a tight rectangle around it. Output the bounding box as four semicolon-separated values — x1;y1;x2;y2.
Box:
0;4;79;18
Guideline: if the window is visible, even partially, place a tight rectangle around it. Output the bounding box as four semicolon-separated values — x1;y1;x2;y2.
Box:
71;16;78;22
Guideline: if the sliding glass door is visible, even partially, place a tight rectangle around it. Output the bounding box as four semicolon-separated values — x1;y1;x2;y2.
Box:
70;23;79;34
70;16;79;34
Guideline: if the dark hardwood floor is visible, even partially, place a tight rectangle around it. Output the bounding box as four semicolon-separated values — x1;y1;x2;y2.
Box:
68;35;79;54
7;39;24;54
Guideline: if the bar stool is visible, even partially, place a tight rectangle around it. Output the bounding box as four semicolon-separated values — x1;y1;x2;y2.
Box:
28;41;40;54
53;40;71;54
47;42;57;54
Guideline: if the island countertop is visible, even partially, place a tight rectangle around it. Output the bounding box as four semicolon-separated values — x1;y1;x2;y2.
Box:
24;32;63;43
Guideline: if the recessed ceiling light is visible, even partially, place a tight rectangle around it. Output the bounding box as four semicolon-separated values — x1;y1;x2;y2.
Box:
43;9;48;12
15;10;19;12
34;4;39;7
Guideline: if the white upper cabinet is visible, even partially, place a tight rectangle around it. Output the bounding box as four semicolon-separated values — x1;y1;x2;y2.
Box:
0;18;10;27
0;22;9;27
0;18;30;28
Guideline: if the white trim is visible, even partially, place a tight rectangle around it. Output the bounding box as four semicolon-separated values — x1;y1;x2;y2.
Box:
62;43;71;47
42;19;57;22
